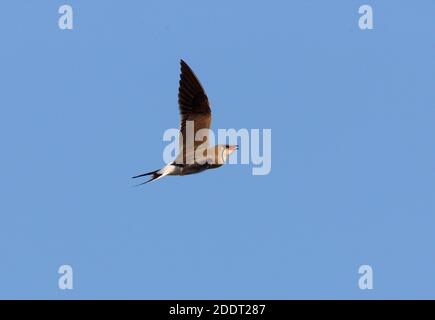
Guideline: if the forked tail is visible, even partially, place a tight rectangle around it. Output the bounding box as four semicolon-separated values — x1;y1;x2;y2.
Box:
132;165;176;186
131;169;162;186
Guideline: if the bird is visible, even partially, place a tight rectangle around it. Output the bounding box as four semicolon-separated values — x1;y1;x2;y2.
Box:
132;59;238;185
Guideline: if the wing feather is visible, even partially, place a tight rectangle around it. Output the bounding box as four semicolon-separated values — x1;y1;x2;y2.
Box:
176;60;212;164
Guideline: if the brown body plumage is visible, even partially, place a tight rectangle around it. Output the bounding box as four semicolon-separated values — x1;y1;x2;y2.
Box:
132;60;238;185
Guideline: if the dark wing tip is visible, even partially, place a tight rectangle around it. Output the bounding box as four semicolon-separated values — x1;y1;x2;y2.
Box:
177;59;211;115
180;59;195;78
180;59;188;70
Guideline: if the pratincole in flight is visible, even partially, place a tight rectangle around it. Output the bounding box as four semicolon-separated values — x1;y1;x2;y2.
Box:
132;59;238;185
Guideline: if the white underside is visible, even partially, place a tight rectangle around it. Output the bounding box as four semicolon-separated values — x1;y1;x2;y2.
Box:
155;164;178;180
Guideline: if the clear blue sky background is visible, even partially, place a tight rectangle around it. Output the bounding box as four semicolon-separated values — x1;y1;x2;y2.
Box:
0;1;434;299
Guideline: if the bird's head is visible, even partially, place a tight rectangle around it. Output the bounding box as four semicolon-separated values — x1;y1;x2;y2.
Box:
222;144;238;159
211;144;238;164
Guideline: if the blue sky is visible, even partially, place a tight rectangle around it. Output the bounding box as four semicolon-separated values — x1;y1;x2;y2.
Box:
0;0;434;299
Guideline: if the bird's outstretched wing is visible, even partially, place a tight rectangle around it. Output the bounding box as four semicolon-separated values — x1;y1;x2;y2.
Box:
176;60;212;164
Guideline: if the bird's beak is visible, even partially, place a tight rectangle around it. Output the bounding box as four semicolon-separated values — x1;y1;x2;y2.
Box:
229;145;239;151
